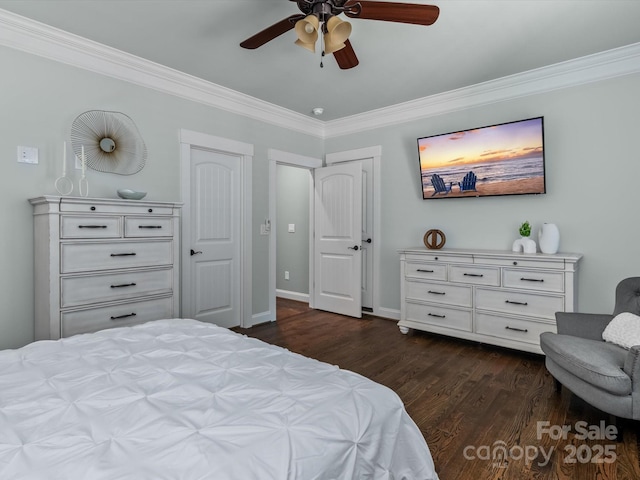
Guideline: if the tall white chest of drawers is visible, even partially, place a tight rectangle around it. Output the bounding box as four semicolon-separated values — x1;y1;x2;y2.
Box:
399;248;582;354
30;196;182;340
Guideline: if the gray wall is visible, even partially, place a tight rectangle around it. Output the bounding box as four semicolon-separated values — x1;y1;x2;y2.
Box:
276;164;310;295
325;73;640;314
2;41;639;350
0;45;323;349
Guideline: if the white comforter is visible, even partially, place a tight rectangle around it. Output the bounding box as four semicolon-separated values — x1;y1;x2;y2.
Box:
0;319;438;480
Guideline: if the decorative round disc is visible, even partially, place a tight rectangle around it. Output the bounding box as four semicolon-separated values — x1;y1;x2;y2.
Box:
70;110;146;175
423;229;446;249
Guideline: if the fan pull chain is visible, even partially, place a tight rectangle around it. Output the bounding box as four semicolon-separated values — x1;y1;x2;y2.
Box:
320;27;325;68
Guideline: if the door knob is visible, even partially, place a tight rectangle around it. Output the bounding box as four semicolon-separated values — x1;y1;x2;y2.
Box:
190;249;202;256
364;238;372;243
348;245;360;251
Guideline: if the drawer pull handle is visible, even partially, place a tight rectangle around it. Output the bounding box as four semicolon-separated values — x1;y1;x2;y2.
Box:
428;290;445;295
505;300;528;306
521;277;544;282
78;225;107;229
110;282;137;288
428;313;445;318
463;273;484;277
110;253;137;257
505;326;528;333
110;313;137;320
138;225;163;229
416;269;434;273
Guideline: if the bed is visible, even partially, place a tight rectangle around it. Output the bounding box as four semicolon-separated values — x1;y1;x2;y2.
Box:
0;319;438;479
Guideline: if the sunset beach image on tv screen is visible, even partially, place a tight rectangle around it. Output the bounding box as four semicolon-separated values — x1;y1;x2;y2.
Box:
417;117;545;199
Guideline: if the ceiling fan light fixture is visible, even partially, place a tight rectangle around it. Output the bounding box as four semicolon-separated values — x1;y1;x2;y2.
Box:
323;16;351;54
325;16;352;44
294;14;319;43
294;38;316;52
323;36;346;54
240;1;441;69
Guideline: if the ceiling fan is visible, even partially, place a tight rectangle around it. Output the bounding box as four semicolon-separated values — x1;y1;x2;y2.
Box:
240;0;440;69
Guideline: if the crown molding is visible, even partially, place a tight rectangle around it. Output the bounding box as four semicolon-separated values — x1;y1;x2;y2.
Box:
1;8;639;141
0;8;325;138
324;42;640;138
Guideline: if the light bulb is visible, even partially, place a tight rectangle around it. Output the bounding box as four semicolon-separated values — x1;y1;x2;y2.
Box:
305;23;314;34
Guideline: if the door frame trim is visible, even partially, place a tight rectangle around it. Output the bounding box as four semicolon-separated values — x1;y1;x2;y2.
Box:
325;145;382;316
180;129;253;328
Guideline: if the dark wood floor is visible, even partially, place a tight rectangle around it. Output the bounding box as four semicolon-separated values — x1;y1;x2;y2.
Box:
236;298;640;480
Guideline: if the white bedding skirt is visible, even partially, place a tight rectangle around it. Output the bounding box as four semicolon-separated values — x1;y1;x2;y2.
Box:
0;319;438;479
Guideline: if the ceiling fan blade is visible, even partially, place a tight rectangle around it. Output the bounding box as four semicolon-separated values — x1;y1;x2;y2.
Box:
333;39;359;70
240;14;304;49
344;1;440;26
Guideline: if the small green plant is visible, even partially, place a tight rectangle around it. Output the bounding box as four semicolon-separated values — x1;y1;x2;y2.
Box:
519;221;531;237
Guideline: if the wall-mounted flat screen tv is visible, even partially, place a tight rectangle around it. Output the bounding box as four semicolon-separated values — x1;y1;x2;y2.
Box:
417;116;546;199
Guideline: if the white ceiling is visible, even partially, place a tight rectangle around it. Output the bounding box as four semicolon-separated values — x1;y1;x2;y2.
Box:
1;0;640;121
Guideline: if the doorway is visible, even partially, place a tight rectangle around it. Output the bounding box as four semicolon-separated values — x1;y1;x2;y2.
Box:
268;149;322;321
268;146;381;321
276;164;311;303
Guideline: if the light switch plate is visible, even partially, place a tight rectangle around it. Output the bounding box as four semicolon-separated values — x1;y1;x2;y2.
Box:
288;224;295;233
17;146;38;164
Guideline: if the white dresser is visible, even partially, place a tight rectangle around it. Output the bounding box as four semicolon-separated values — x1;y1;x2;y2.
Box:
30;196;182;340
399;248;582;354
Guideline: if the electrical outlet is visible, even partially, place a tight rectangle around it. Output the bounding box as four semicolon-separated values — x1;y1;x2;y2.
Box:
17;146;38;164
284;271;290;280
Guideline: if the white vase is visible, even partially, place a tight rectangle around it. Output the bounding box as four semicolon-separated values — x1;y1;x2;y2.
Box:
512;236;537;254
538;223;560;254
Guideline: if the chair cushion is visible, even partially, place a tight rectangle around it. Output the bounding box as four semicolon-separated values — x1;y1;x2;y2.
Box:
540;332;631;396
602;312;640;349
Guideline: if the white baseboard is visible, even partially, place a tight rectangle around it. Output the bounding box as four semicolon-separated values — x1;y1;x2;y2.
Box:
276;289;310;303
250;310;275;327
376;307;400;321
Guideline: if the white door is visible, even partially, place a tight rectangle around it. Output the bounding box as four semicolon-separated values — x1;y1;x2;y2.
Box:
186;147;241;328
313;162;362;317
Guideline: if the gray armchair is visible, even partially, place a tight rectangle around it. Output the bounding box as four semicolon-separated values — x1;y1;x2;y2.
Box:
540;277;640;421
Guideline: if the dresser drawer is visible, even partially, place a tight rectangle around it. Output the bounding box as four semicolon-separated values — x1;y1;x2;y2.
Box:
60;215;121;238
405;262;447;281
475;288;564;320
61;240;173;273
61;296;174;337
405;281;472;307
476;256;565;270
60;200;174;216
60;268;173;307
449;265;499;286
475;312;556;345
503;269;565;293
405;253;472;264
406;301;472;332
125;216;173;237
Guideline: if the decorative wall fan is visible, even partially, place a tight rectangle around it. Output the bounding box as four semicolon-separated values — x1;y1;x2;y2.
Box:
70;110;147;175
240;0;440;69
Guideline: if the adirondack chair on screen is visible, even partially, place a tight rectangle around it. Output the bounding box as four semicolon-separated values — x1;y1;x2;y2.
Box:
430;174;452;196
458;171;477;192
